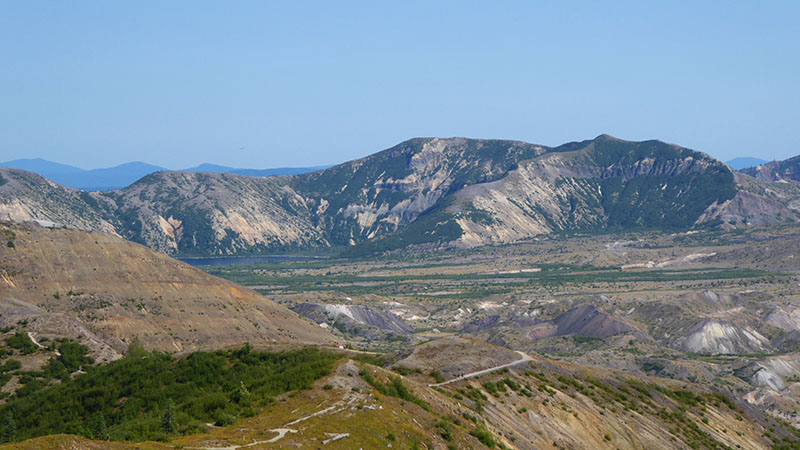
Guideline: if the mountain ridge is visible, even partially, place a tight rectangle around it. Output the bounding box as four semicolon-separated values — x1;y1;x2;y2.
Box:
0;158;328;191
727;156;768;170
2;135;799;256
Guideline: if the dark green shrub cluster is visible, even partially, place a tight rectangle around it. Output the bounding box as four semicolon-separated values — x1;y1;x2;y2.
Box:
13;340;94;399
483;380;507;397
359;369;429;411
4;333;37;355
658;409;728;449
457;386;488;412
469;426;496;448
664;388;704;407
0;346;338;443
483;378;520;397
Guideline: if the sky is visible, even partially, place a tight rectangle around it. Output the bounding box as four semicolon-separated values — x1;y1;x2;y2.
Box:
1;1;799;169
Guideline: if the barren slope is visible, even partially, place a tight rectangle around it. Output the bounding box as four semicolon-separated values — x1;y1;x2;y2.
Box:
0;222;334;356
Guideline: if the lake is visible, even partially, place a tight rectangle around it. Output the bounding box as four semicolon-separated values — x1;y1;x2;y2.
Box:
178;255;323;267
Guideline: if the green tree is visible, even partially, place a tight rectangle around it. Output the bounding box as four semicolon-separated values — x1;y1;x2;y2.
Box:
125;336;147;358
232;381;251;405
163;399;175;434
91;411;107;439
1;412;16;443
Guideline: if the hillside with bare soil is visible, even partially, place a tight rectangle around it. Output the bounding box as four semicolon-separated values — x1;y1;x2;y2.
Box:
0;222;334;358
3;339;791;449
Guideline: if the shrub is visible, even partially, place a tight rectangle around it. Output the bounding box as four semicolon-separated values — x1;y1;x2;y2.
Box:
5;333;36;354
359;370;429;411
470;427;495;448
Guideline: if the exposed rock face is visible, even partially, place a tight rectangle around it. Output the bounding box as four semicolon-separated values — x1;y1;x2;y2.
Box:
291;302;413;340
102;171;327;254
1;135;797;255
321;304;413;333
678;320;770;354
0;223;335;357
742;354;800;391
742;154;800;182
696;172;800;228
450;135;746;247
0;169;117;235
765;307;800;331
551;304;646;339
465;304;647;346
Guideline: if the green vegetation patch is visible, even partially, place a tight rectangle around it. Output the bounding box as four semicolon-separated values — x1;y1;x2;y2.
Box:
4;333;36;355
359;368;429;411
0;345;339;443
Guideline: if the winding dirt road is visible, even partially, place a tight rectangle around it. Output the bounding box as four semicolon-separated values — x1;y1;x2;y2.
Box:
428;350;533;387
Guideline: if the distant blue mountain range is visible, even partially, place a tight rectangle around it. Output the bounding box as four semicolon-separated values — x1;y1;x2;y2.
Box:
0;158;329;191
184;163;331;178
725;157;769;170
2;155;770;191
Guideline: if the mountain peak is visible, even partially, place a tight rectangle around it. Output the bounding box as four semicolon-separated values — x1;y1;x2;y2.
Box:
594;133;625;142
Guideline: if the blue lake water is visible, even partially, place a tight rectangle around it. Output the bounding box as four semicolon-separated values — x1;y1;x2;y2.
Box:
179;255;322;267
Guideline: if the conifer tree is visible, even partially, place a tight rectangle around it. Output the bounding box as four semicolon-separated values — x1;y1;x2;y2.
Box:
163;399;175;434
91;411;107;439
1;412;16;443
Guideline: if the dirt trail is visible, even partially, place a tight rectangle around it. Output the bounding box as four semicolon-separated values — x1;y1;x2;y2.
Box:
183;350;533;449
27;332;60;356
265;428;297;443
186;400;348;449
428;350;533;387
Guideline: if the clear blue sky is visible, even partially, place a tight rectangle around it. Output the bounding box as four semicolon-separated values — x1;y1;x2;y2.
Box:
1;1;798;169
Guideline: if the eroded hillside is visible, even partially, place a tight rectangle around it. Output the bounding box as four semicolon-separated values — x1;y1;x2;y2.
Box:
0;222;334;359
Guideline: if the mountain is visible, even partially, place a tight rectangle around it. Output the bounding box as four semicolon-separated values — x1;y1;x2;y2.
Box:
183;163;236;172
184;163;329;177
0;159;166;191
741;153;800;182
2;135;799;256
0;159;327;191
726;157;768;170
0;221;334;359
0;158;85;175
72;162;167;190
230;166;330;176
